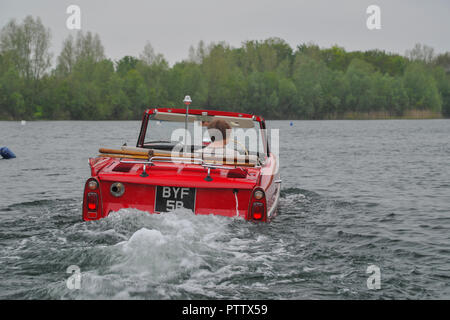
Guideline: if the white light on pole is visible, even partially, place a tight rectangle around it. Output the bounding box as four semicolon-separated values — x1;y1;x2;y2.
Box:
183;95;192;150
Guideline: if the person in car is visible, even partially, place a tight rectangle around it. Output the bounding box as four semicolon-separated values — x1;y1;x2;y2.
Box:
202;119;236;158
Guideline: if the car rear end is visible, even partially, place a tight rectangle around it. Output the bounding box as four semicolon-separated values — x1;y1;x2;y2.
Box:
82;159;269;222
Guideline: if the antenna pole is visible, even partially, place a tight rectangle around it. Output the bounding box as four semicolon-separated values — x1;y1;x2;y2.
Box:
183;95;192;152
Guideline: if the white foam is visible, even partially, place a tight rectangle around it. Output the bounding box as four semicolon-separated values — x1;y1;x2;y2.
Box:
40;207;279;299
64;208;237;298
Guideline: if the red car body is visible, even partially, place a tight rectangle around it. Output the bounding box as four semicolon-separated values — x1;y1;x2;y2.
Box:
82;108;281;222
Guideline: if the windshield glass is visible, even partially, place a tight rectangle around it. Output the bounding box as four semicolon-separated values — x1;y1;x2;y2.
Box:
143;115;266;157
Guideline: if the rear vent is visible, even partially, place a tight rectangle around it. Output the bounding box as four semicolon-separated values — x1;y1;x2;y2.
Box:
227;168;248;178
112;163;134;172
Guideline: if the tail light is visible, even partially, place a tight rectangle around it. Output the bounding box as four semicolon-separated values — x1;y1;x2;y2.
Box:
88;180;98;190
83;178;102;220
249;188;266;221
251;202;264;220
87;193;98;211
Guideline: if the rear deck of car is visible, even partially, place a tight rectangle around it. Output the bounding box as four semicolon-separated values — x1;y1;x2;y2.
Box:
95;159;260;218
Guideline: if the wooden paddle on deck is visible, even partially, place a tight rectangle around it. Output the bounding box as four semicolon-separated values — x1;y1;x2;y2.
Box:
98;153;149;160
99;148;150;157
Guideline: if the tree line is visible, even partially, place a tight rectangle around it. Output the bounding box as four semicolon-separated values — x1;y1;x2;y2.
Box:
1;16;449;120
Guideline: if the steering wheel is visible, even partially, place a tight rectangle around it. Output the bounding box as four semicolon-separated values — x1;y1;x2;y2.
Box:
232;139;249;156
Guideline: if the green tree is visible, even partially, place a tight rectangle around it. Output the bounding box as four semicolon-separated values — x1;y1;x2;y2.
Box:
431;66;450;117
343;59;376;113
277;78;297;118
0;16;52;81
116;56;139;77
403;63;442;112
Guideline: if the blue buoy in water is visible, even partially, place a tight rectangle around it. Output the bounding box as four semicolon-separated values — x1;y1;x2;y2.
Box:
0;147;16;159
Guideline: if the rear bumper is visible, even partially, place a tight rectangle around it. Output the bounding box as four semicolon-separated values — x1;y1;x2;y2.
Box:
83;180;254;220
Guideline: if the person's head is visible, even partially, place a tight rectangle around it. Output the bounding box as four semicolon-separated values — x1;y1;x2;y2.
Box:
207;119;231;143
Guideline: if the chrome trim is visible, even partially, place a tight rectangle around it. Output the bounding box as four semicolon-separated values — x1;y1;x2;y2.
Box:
120;157;239;171
110;182;125;197
151;156;204;165
119;160;153;165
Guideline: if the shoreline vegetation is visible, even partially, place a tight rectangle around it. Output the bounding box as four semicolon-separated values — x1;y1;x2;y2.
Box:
318;109;444;120
0;110;445;121
1;16;450;121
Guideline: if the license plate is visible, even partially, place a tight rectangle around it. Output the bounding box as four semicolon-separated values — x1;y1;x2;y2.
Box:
155;186;196;213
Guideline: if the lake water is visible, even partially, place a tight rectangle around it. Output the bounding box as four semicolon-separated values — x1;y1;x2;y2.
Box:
0;120;449;299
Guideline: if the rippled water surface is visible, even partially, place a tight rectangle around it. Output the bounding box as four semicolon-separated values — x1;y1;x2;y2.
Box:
0;120;449;299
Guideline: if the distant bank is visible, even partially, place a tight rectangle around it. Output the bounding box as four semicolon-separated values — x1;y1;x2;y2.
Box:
0;109;446;121
305;109;444;120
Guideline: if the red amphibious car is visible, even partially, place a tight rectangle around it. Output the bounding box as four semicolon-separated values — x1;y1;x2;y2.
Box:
82;106;281;222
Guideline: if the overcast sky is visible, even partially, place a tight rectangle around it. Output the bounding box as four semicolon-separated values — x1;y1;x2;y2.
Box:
1;0;449;65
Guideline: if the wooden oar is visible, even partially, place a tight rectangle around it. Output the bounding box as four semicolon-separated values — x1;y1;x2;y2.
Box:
99;148;150;157
98;153;149;160
121;146;151;154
